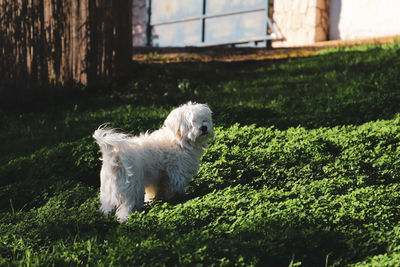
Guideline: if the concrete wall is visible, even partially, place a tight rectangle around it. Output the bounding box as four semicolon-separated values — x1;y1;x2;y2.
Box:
330;0;400;40
272;0;329;47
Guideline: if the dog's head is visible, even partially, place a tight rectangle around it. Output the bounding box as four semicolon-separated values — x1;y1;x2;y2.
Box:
164;102;214;148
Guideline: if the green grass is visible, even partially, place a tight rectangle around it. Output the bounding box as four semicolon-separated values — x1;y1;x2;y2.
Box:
1;41;400;266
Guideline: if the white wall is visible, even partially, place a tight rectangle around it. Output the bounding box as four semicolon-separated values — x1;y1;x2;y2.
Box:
330;0;400;40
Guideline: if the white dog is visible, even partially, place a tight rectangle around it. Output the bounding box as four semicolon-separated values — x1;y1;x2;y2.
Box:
93;102;213;222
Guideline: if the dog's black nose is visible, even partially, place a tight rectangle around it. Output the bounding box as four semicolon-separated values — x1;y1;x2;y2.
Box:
200;126;208;133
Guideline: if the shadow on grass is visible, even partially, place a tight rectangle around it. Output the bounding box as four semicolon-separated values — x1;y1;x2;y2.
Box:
125;45;400;129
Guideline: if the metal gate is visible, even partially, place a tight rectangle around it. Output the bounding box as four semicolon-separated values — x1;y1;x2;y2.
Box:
148;0;276;47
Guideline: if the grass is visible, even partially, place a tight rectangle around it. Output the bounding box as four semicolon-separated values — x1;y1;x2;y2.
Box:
1;40;400;266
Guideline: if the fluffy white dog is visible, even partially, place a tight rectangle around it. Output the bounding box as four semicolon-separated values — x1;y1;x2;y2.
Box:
93;102;213;222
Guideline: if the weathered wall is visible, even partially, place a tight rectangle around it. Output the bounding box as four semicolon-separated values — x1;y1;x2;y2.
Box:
330;0;400;40
272;0;329;47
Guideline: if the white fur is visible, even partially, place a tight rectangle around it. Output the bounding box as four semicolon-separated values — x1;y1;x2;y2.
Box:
93;102;213;222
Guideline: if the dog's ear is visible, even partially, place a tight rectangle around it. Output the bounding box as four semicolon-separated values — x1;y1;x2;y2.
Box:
164;108;179;136
164;107;191;142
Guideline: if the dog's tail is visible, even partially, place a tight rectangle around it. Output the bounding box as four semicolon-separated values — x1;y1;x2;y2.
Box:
93;124;132;156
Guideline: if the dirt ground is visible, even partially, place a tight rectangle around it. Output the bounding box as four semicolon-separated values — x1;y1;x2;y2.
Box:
132;35;400;64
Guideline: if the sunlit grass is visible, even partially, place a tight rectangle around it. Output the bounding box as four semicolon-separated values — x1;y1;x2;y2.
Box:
1;41;400;265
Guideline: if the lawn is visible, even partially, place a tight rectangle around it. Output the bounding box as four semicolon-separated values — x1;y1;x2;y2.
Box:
1;41;400;266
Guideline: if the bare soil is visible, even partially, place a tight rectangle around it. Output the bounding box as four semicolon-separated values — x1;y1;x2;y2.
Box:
132;35;400;64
